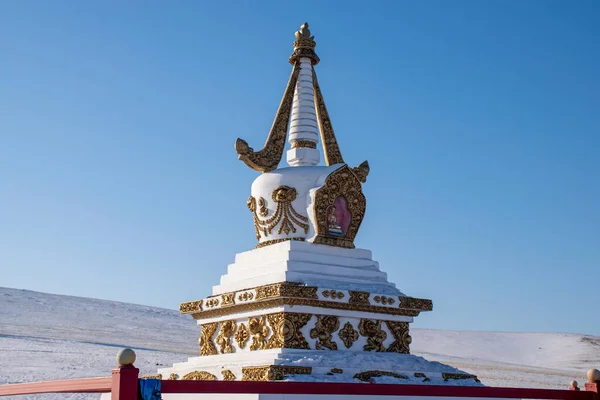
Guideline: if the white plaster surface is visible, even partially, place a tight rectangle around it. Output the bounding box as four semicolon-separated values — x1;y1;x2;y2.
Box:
212;241;402;295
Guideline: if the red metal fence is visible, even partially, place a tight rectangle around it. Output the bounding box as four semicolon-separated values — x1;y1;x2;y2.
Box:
1;351;599;400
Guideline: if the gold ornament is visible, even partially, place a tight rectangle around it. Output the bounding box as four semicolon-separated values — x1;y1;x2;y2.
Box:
291;140;317;149
221;370;236;381
266;313;311;349
399;296;433;311
312;68;343;165
255;282;318;300
354;370;408;382
181;371;217;381
321;290;345;299
215;320;236;354
168;373;179;380
249;316;270;350
179;300;202;314
254;237;305;249
235;323;250;349
348;291;370;305
199;322;218;356
140;374;162;379
351;160;370;183
221;293;235;306
385;321;411;354
442;373;481;383
242;366;312;382
359;319;387;352
414;372;430;382
235;64;300;172
338;321;359;348
312;165;366;249
310;315;340;350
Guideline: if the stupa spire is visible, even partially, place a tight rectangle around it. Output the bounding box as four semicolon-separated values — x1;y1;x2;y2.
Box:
235;23;348;172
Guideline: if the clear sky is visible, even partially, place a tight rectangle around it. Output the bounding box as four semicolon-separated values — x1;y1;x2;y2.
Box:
1;1;599;336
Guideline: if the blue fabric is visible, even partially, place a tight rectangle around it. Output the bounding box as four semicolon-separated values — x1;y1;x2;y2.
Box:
138;378;161;400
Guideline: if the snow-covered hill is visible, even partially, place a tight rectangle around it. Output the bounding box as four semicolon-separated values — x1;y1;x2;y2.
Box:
1;286;598;398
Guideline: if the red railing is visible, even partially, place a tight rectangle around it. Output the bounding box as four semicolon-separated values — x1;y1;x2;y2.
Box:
1;351;599;400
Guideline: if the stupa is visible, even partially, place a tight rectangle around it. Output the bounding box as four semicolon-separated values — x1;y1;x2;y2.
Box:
158;23;480;387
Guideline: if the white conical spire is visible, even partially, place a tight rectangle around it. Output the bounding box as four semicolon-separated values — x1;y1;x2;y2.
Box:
286;57;320;167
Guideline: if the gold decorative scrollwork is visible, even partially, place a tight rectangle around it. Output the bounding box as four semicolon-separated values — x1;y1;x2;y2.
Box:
266;313;311;349
359;319;387;352
215;320;236;354
221;293;235;306
312;165;366;249
352;160;370;183
442;373;481;383
235;323;250;348
255;282;318;300
179;300;202;314
249;316;270;350
354;370;408;382
322;289;344;299
140;374;162;379
310;315;340;350
291;140;317;149
414;372;430;382
399;296;433;311
348;291;370;305
199;322;218;356
235;63;300;172
385;321;411;354
222;370;236;381
248;187;308;240
242;366;312;382
374;295;395;305
181;371;217;381
338;321;359;348
168;373;178;380
312;68;343;165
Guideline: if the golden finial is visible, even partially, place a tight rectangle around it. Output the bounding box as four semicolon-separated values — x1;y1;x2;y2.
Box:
290;22;319;66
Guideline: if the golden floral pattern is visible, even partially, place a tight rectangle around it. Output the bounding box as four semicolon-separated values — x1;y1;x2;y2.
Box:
242;366;312;382
235;323;250;348
249;316;270;351
215;320;236;354
338;321;359;348
181;371;217;381
179;300;202;314
359;319;387;352
199;322;218;356
222;370;236;381
310;315;340;350
385;321;411;354
348;291;370;305
248;187;309;241
266;313;311;349
354;370;407;382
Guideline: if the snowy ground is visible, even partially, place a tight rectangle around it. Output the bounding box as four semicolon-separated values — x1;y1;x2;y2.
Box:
1;287;598;399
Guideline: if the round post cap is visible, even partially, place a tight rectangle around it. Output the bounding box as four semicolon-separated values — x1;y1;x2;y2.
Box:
116;348;136;367
588;368;600;382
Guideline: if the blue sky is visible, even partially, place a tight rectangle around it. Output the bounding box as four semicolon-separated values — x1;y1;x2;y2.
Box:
1;1;599;335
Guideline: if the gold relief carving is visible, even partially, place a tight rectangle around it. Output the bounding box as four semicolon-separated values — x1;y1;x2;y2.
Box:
267;312;311;349
255;237;305;249
338;321;359;348
180;300;202;314
205;298;219;308
192;297;419;319
199;322;218;356
235;323;250;348
312;68;343;165
354;370;408;382
140;374;162;379
351;160;370;183
249;316;270;350
168;373;179;380
221;370;236;381
331;368;343;374
442;373;481;383
237;291;254;301
313;166;366;249
385;321;411;354
181;371;217;381
414;372;430;382
321;289;344;299
310;315;340;350
215;320;236;354
249;187;309;238
291;140;317;149
235;63;300;173
359;319;387;352
255;282;318;300
374;295;395;305
242;366;312;382
399;296;433;311
348;291;370;305
221;293;235;306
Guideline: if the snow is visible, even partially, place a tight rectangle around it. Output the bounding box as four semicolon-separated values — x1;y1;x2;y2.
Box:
1;286;598;399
